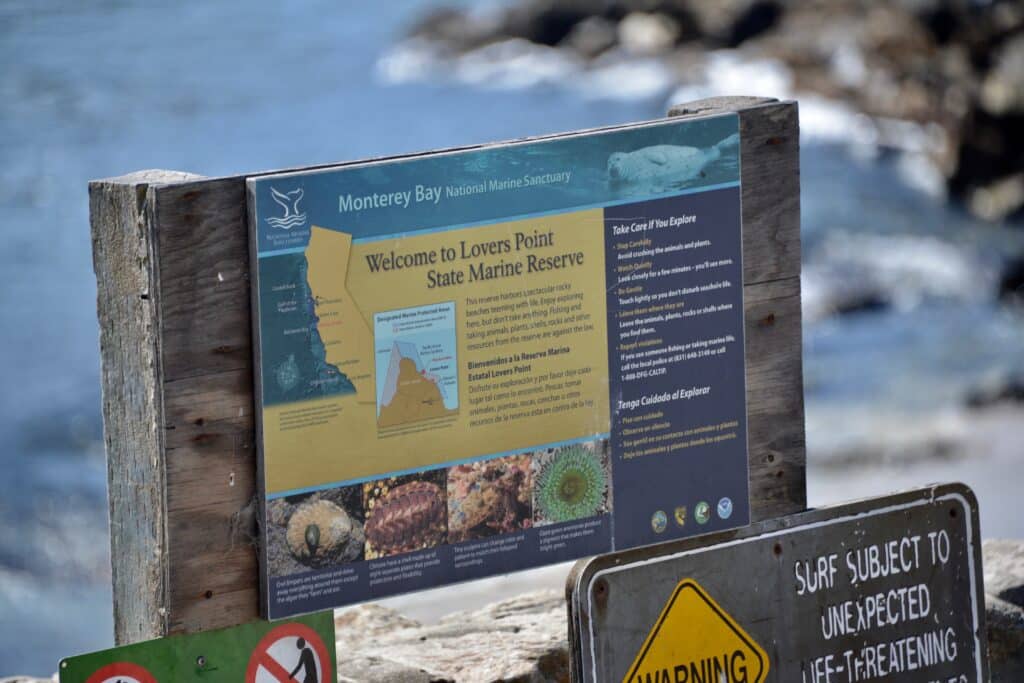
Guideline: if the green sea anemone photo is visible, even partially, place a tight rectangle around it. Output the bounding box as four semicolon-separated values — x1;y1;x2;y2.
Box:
532;440;611;525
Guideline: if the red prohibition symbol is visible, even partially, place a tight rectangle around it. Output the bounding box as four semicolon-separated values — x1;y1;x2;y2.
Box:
246;622;330;683
85;661;157;683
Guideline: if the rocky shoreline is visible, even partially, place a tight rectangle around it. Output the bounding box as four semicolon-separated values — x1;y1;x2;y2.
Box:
330;539;1024;681
7;539;1021;681
396;0;1024;222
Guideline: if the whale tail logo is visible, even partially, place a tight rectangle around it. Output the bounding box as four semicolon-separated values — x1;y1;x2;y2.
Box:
267;187;307;230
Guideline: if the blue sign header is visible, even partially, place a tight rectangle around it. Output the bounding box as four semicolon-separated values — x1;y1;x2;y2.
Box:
249;114;740;255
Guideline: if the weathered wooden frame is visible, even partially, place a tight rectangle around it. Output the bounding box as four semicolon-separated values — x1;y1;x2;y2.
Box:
89;96;805;643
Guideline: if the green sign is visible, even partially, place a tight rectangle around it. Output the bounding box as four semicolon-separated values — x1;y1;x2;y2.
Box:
60;612;335;683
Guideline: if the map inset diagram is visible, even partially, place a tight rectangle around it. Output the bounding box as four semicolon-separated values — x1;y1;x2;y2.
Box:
374;302;459;428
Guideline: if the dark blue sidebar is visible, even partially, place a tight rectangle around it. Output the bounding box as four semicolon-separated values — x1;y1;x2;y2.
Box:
604;189;749;550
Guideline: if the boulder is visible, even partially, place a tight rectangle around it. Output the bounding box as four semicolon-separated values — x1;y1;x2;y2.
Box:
966;374;1024;409
984;539;1024;681
398;0;1024;222
967;174;1024;223
617;12;681;55
981;35;1024;116
502;0;611;47
335;591;570;682
687;0;783;46
999;256;1024;304
406;7;502;54
560;16;618;58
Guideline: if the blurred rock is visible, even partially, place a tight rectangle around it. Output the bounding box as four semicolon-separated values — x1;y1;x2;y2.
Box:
503;0;612;47
727;1;784;47
810;422;962;470
802;231;986;324
998;256;1024;304
335;590;569;682
618;12;681;55
966;374;1024;409
397;0;1024;222
802;278;891;321
986;539;1024;609
984;539;1024;681
981;35;1024;116
951;108;1024;219
561;16;618;58
407;7;502;54
968;174;1024;223
686;0;782;46
831;291;891;317
988;596;1024;682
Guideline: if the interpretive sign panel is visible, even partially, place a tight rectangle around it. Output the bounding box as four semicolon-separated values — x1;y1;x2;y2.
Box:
59;611;335;682
248;114;750;617
568;483;988;683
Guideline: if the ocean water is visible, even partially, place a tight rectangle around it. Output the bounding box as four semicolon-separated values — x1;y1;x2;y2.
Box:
1;1;1021;677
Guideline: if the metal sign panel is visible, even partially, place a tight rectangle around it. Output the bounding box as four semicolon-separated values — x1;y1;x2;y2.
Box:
59;612;336;682
568;484;988;682
246;114;753;618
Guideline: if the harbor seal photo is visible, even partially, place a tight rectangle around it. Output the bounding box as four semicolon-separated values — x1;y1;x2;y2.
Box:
607;132;739;185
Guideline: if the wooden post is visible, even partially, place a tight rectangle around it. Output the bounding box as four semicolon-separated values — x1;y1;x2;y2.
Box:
90;96;804;643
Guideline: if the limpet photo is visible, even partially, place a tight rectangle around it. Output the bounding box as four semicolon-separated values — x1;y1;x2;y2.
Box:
363;469;448;559
532;439;612;526
265;484;365;578
447;454;532;543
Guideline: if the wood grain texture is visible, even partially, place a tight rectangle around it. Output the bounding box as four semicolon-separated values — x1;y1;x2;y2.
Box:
91;97;804;639
89;169;201;645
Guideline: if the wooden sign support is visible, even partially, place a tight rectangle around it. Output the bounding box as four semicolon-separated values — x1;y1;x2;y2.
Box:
89;96;804;643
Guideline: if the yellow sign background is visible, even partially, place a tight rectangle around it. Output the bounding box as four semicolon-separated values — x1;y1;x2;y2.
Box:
262;210;611;492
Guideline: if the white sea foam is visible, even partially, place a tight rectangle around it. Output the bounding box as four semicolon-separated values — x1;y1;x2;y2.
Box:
454;39;582;89
378;38;582;90
664;51;942;156
376;38;444;85
378;39;945;185
802;232;995;322
666;51;793;104
378;38;676;100
576;55;676;100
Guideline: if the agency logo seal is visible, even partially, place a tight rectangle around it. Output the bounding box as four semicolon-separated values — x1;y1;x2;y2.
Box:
651;510;668;534
694;501;711;525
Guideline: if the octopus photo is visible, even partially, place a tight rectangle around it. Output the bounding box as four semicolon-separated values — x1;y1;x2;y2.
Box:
447;455;532;543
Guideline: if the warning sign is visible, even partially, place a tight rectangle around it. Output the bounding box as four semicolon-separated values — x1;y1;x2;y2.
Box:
59;610;335;683
85;662;157;683
625;579;767;683
247;622;330;683
568;484;989;682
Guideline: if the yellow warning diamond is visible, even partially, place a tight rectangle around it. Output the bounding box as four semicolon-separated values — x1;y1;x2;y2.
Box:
624;578;769;683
